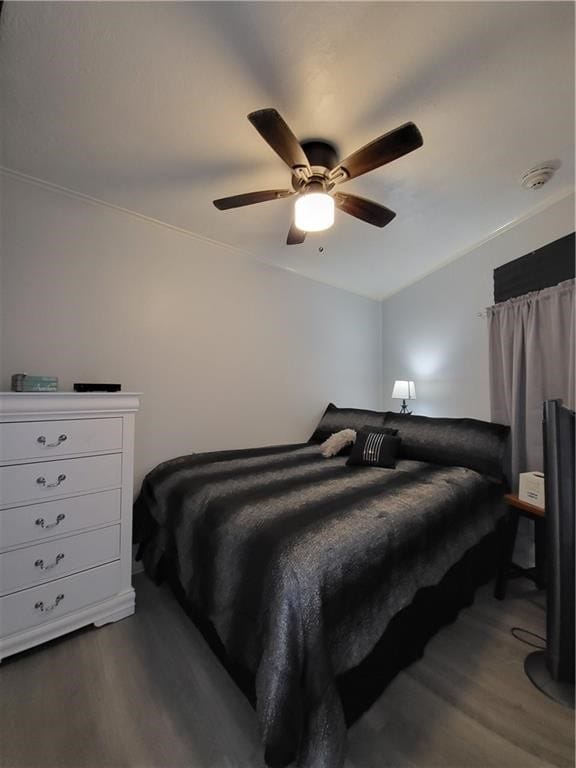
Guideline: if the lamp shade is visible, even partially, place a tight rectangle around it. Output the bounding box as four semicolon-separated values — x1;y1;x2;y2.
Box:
294;192;335;232
391;380;416;400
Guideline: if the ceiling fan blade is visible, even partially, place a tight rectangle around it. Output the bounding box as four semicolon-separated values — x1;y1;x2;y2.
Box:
331;122;423;182
334;192;396;228
248;108;311;171
287;222;306;245
213;189;294;210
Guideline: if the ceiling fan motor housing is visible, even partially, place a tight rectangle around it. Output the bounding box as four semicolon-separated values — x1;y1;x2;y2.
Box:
301;140;339;170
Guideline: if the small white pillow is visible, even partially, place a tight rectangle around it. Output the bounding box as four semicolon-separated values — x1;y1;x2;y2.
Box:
319;429;357;458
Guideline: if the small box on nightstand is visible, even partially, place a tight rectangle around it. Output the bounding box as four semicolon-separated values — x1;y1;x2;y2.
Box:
518;471;545;509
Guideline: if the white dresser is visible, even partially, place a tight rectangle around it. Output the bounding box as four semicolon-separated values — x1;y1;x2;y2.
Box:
0;392;140;661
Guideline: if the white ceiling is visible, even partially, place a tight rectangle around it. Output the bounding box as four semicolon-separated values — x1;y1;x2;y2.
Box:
1;1;574;300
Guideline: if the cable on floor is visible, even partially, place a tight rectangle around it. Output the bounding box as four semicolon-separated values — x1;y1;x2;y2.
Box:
510;626;546;649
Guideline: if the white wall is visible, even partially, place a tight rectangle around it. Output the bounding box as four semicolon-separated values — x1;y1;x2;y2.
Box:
381;193;575;419
0;174;383;487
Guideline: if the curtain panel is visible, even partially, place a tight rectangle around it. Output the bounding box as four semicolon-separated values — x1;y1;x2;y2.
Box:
488;278;575;488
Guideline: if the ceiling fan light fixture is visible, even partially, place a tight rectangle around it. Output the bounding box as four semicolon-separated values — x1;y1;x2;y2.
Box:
213;109;423;244
294;192;335;233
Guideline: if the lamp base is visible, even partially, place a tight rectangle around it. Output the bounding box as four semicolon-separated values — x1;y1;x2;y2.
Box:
524;651;575;709
399;400;412;415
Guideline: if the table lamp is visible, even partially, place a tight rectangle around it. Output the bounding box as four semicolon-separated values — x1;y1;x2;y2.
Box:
392;380;416;415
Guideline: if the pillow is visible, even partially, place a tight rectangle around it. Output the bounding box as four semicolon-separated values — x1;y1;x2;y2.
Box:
319;429;357;458
309;403;386;444
382;412;510;479
346;427;401;468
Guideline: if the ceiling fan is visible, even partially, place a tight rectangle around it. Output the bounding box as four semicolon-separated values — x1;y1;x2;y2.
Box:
213;108;423;245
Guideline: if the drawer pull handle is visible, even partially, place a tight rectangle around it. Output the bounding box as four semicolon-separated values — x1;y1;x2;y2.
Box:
35;513;66;529
36;474;66;488
34;553;65;571
37;434;68;448
34;594;65;613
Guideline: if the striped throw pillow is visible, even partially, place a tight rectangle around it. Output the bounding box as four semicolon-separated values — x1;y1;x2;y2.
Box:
346;427;401;468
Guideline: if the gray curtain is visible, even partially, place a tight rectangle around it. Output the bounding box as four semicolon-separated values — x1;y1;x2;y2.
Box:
488;278;575;489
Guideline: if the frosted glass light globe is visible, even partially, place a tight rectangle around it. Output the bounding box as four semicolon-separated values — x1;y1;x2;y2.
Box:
294;193;335;233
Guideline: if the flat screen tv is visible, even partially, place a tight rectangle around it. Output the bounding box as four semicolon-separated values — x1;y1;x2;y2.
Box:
524;399;575;708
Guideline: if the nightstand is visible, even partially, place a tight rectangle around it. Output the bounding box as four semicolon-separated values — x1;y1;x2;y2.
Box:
494;493;546;600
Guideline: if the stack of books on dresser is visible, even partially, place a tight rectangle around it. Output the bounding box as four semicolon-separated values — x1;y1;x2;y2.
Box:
11;374;59;392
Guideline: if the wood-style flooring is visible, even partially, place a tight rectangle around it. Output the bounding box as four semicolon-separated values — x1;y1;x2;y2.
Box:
1;574;573;768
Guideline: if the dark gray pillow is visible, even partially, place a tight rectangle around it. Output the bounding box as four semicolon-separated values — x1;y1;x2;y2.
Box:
309;403;386;444
382;412;510;479
346;427;401;468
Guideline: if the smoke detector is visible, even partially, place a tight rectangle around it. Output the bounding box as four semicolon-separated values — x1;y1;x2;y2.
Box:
520;162;559;190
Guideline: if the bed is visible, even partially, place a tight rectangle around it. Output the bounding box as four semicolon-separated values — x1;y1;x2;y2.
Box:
133;406;510;768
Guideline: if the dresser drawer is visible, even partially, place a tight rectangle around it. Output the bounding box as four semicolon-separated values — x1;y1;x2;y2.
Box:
0;490;121;550
0;418;122;463
0;525;120;596
0;454;122;508
0;561;121;638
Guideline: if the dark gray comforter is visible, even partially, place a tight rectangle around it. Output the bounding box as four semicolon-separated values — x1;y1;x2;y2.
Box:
134;443;506;768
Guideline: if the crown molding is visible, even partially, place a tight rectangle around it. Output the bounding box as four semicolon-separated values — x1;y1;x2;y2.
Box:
0;165;258;260
0;166;376;302
2;165;573;304
377;187;575;301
